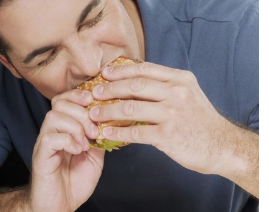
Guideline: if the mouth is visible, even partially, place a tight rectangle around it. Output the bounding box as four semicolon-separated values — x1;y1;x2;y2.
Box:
74;55;134;89
100;55;127;71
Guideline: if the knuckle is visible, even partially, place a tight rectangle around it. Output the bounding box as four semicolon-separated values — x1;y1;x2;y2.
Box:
170;84;192;101
130;78;147;92
136;62;153;77
51;95;59;106
160;123;177;140
180;87;193;101
52;99;66;111
170;84;186;96
170;84;182;93
166;106;178;117
44;110;58;122
123;100;139;116
62;134;74;144
130;126;141;141
182;71;197;84
41;132;73;147
40;133;52;144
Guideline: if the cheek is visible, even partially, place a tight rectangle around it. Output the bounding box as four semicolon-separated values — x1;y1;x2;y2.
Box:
92;6;139;52
27;64;69;100
31;79;66;100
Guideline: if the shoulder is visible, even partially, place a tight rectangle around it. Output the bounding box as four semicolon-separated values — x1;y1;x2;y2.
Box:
0;64;13;108
0;64;14;164
0;64;23;126
0;64;21;108
157;0;258;24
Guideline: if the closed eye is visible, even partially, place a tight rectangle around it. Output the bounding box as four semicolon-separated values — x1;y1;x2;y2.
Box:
37;10;104;68
82;10;103;29
37;50;57;67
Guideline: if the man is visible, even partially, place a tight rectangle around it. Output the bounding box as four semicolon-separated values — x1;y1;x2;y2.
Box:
0;0;259;211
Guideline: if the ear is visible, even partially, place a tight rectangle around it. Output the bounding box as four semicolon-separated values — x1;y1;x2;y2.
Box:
0;54;22;78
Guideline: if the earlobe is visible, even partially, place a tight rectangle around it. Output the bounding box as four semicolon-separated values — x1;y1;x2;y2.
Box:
0;54;22;78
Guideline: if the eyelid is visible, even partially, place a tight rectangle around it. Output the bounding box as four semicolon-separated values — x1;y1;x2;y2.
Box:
37;50;57;67
36;9;104;68
80;10;103;29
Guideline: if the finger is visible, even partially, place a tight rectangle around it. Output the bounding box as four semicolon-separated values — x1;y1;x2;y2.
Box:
51;89;93;107
38;111;89;150
89;100;163;124
101;125;160;146
53;99;99;139
92;78;167;102
33;133;88;176
102;62;185;82
38;133;83;160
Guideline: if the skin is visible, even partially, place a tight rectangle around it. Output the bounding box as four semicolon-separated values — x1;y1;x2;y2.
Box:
0;0;258;211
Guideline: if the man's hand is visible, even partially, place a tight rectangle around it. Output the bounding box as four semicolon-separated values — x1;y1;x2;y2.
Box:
29;89;104;212
90;62;259;197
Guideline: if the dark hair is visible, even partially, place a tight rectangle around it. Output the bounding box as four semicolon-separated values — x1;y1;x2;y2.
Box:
0;0;12;7
0;35;10;57
0;0;12;56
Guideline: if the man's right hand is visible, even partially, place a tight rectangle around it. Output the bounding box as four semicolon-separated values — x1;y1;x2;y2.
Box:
28;89;104;212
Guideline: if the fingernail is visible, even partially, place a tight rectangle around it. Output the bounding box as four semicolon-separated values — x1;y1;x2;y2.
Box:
93;85;104;95
90;106;100;117
102;127;113;137
103;66;114;74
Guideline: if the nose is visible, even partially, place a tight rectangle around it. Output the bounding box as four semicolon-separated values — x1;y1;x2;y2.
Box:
67;35;103;78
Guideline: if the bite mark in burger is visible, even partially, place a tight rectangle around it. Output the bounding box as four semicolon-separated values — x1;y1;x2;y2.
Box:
77;57;144;151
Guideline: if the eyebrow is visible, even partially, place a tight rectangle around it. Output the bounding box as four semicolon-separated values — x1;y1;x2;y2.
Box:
23;0;101;65
77;0;100;28
23;45;55;64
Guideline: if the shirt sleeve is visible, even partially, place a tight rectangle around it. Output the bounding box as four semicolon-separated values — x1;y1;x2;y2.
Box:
0;120;13;165
233;1;259;132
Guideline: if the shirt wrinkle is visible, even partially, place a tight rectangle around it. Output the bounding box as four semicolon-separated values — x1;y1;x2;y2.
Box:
238;0;259;26
231;1;259;126
247;104;259;129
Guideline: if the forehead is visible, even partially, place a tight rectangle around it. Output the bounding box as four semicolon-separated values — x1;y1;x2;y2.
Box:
0;0;96;57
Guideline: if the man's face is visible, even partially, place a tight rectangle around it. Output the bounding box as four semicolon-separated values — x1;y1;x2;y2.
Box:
0;0;142;99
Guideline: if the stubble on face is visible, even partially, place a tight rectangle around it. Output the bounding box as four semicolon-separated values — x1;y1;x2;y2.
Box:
0;0;145;99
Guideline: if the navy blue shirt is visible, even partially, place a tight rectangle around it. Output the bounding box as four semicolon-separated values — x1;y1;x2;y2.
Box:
0;0;259;211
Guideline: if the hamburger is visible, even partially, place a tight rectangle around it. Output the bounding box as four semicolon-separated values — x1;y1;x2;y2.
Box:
77;57;143;151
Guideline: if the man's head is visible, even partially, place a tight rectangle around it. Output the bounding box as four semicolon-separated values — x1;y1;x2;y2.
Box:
0;0;144;99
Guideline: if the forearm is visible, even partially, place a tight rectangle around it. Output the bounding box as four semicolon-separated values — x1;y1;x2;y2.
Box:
216;118;259;198
0;186;31;212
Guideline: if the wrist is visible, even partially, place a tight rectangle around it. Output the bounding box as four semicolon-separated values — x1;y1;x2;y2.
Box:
211;118;259;196
212;119;247;176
